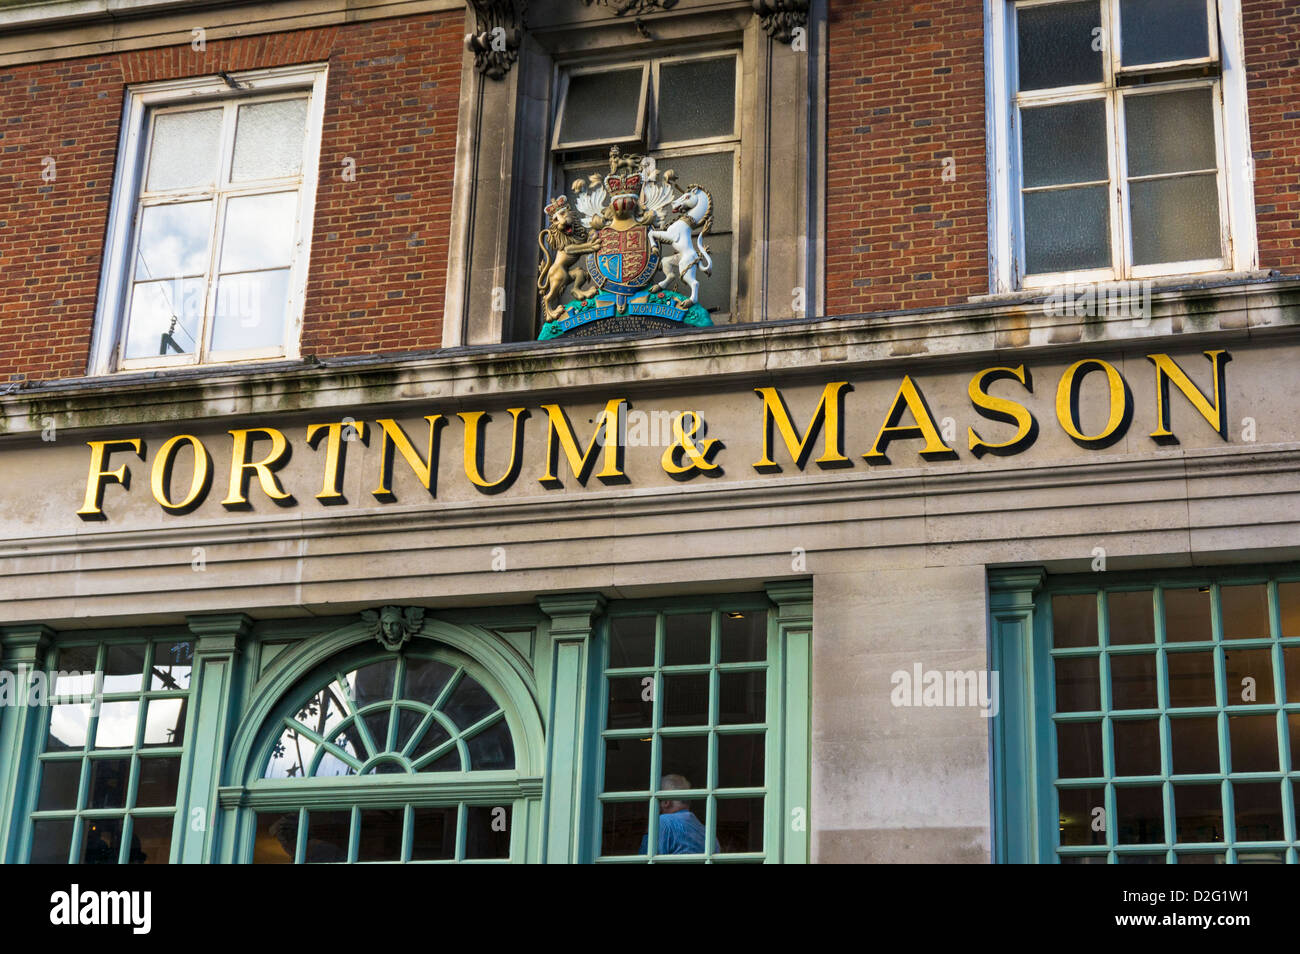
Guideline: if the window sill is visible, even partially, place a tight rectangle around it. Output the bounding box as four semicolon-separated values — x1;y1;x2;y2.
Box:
969;269;1278;307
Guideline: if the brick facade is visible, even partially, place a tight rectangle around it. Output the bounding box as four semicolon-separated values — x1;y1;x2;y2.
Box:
0;12;463;382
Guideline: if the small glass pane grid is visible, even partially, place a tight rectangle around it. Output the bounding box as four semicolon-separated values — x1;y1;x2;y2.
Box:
28;639;194;864
597;608;771;863
252;803;513;864
263;655;514;778
1049;578;1300;863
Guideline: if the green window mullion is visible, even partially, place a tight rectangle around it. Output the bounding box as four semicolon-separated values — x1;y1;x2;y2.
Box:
294;806;307;863
401;803;414;863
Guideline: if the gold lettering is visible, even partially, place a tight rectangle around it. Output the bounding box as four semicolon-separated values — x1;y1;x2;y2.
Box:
222;428;292;507
1148;350;1229;442
460;408;528;493
864;376;956;463
539;399;626;487
752;382;851;471
150;434;211;512
1056;359;1131;446
307;420;368;501
968;366;1036;457
372;417;444;498
77;438;143;519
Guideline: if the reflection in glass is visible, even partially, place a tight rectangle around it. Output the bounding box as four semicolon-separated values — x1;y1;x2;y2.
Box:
210;269;290;353
81;817;122;864
411;806;458;861
405;658;454;705
30;818;75;864
294;683;350;741
344;660;397;710
358;808;403;862
443;674;498;730
102;644;146;694
1058;786;1106;846
151;640;193;690
135;757;181;808
94;701;140;748
89;758;130;809
266;725;316;779
466;719;515;770
408;718;451;762
143;698;187;747
305;810;350;863
253;812;297;864
46;704;91;752
219;192;297;272
129;816;173;864
37;760;81;812
55;646;98;696
124;277;204;360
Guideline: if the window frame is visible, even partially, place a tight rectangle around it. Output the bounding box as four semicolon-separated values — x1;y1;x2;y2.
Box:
88;64;329;377
587;593;810;864
548;48;744;325
985;0;1257;294
992;566;1300;864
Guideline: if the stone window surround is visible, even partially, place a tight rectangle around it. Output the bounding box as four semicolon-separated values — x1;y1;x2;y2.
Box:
442;0;827;347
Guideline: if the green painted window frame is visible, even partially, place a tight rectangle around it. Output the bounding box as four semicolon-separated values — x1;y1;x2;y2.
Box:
237;642;529;864
20;635;196;864
992;565;1300;864
587;591;811;864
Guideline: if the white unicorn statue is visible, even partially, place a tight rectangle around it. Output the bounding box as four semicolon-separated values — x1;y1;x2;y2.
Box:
649;184;713;310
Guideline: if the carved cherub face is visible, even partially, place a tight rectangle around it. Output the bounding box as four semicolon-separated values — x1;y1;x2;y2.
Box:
380;606;404;639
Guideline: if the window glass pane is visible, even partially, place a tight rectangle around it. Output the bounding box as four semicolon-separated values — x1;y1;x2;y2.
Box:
663;151;734;227
1227;714;1277;772
135;756;181;808
81;817;122;864
604;737;651;792
1110;654;1158;710
393;708;424;752
1114;717;1161;776
1057;720;1103;778
30;818;75;864
693;231;732;316
1165;587;1212;642
660;735;708;789
466;719;515;770
232;98;308;181
1058;786;1106;846
1119;0;1210;66
88;757;130;809
1167;650;1217;707
601;801;648;857
219;192;297;273
663;612;710;665
411;806;457;861
293;683;350;740
663;673;709;726
1115;785;1164;844
610;616;655;668
717;732;764;788
1055;656;1101;712
362;708;391;752
607;675;653;729
134;202;213;281
720;611;766;663
1125;88;1217;177
408;719;451;762
716;796;763;853
55;646;99;695
1129;174;1222;265
94;701;140;748
37;760;81;812
151;640;193;690
657;57;735;143
1021;100;1109;188
146;108;222;191
418;749;460;773
1221;585;1270;640
1023;185;1111;274
305;810;350;863
718;670;764;725
1016;1;1104;91
143;698;187;747
1177;852;1226;863
558;68;644;145
344;660;397;709
254;812;297;863
318;735;360;776
1108;590;1154;645
124;278;204;360
1053;594;1099;648
1170;716;1219;774
211;269;291;353
1232;782;1284;841
1223;649;1274;705
47;703;91;752
465;805;511;859
357;808;403;862
129;816;173;864
1279;581;1300;636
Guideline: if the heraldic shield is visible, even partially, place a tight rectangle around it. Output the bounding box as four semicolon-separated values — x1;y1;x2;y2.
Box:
536;146;716;340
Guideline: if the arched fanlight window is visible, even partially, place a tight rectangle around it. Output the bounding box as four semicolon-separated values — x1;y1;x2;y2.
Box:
264;655;514;779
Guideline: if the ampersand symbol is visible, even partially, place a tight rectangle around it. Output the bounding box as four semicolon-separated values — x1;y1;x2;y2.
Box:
661;412;721;477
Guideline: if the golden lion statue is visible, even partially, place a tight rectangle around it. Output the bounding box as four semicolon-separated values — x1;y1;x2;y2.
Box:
538;197;600;323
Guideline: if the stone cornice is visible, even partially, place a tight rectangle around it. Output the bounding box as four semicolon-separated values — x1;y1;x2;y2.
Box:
1;279;1297;437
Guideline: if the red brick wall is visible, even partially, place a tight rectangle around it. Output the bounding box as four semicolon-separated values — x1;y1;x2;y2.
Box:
1243;0;1300;275
0;13;463;382
824;0;989;317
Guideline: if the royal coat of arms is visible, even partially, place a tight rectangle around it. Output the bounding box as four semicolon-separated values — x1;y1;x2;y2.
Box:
537;145;715;340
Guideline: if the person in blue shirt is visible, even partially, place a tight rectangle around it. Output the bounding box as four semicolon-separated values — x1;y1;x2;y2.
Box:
640;774;720;856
